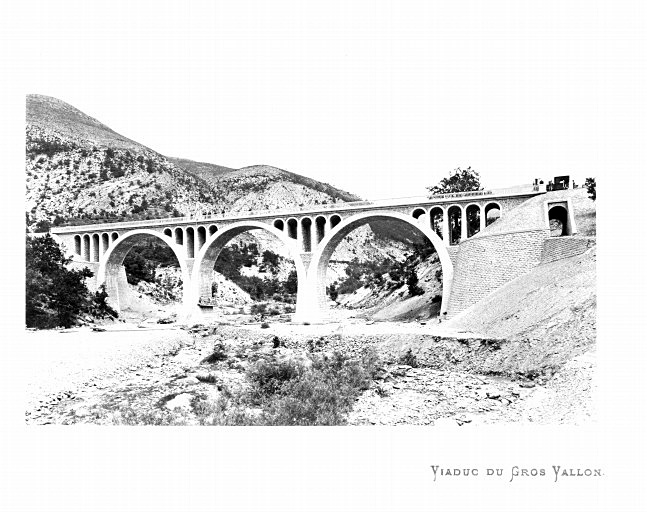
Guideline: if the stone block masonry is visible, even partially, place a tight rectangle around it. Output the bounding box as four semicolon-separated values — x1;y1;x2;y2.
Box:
447;228;549;316
541;236;595;265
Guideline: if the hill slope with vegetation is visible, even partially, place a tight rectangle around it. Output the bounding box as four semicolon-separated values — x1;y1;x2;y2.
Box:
25;95;365;231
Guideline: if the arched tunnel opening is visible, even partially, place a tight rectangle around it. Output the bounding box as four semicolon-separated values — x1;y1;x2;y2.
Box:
549;205;569;236
317;215;448;323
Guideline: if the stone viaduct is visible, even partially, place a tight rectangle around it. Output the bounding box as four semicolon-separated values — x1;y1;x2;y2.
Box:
51;183;576;324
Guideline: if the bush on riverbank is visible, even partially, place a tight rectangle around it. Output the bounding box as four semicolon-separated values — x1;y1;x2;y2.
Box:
26;234;118;328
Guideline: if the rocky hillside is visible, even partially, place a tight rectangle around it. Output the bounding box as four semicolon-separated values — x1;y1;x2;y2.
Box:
25;95;364;231
171;161;360;214
26;95;223;229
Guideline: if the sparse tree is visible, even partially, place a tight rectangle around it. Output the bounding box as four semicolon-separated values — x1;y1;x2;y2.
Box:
406;270;424;297
427;167;482;196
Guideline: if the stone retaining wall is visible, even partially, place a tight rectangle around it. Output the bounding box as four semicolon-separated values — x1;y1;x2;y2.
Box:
541;236;595;264
447;228;549;316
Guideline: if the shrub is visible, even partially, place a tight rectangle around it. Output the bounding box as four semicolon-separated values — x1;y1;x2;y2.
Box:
123;251;155;284
202;343;228;364
261;322;270;329
250;303;267;315
585;177;596;201
196;374;218;384
33;220;51;233
26;234;94;328
399;349;418;368
247;358;304;397
283;270;298;295
88;284;118;319
256;350;379;426
406;271;424;296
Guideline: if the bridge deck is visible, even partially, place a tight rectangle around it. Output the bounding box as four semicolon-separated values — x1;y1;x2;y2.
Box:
51;184;545;234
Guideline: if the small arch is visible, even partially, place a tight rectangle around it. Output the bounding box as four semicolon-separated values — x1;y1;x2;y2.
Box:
447;205;463;245
82;234;90;261
197;226;206;250
412;207;426;220
174;227;184;245
273;219;285;231
74;235;81;255
465;203;481;238
484;202;501;226
92;233;100;262
301;217;313;252
287;218;298;240
186;227;195;258
429;207;444;239
111;232;119;242
330;214;342;229
163;228;172;237
101;233;110;254
315;216;326;244
208;225;218;237
548;205;569;236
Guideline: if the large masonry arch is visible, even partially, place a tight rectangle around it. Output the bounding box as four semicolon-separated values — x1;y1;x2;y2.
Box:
191;221;308;319
302;211;454;323
97;229;191;315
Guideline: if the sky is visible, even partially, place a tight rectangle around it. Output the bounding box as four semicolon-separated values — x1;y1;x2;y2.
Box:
7;1;647;200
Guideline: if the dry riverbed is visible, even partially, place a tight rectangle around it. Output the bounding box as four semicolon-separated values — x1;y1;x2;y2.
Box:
25;319;596;426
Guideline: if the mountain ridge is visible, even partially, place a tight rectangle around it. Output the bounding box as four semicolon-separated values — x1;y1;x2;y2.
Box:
25;94;363;230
